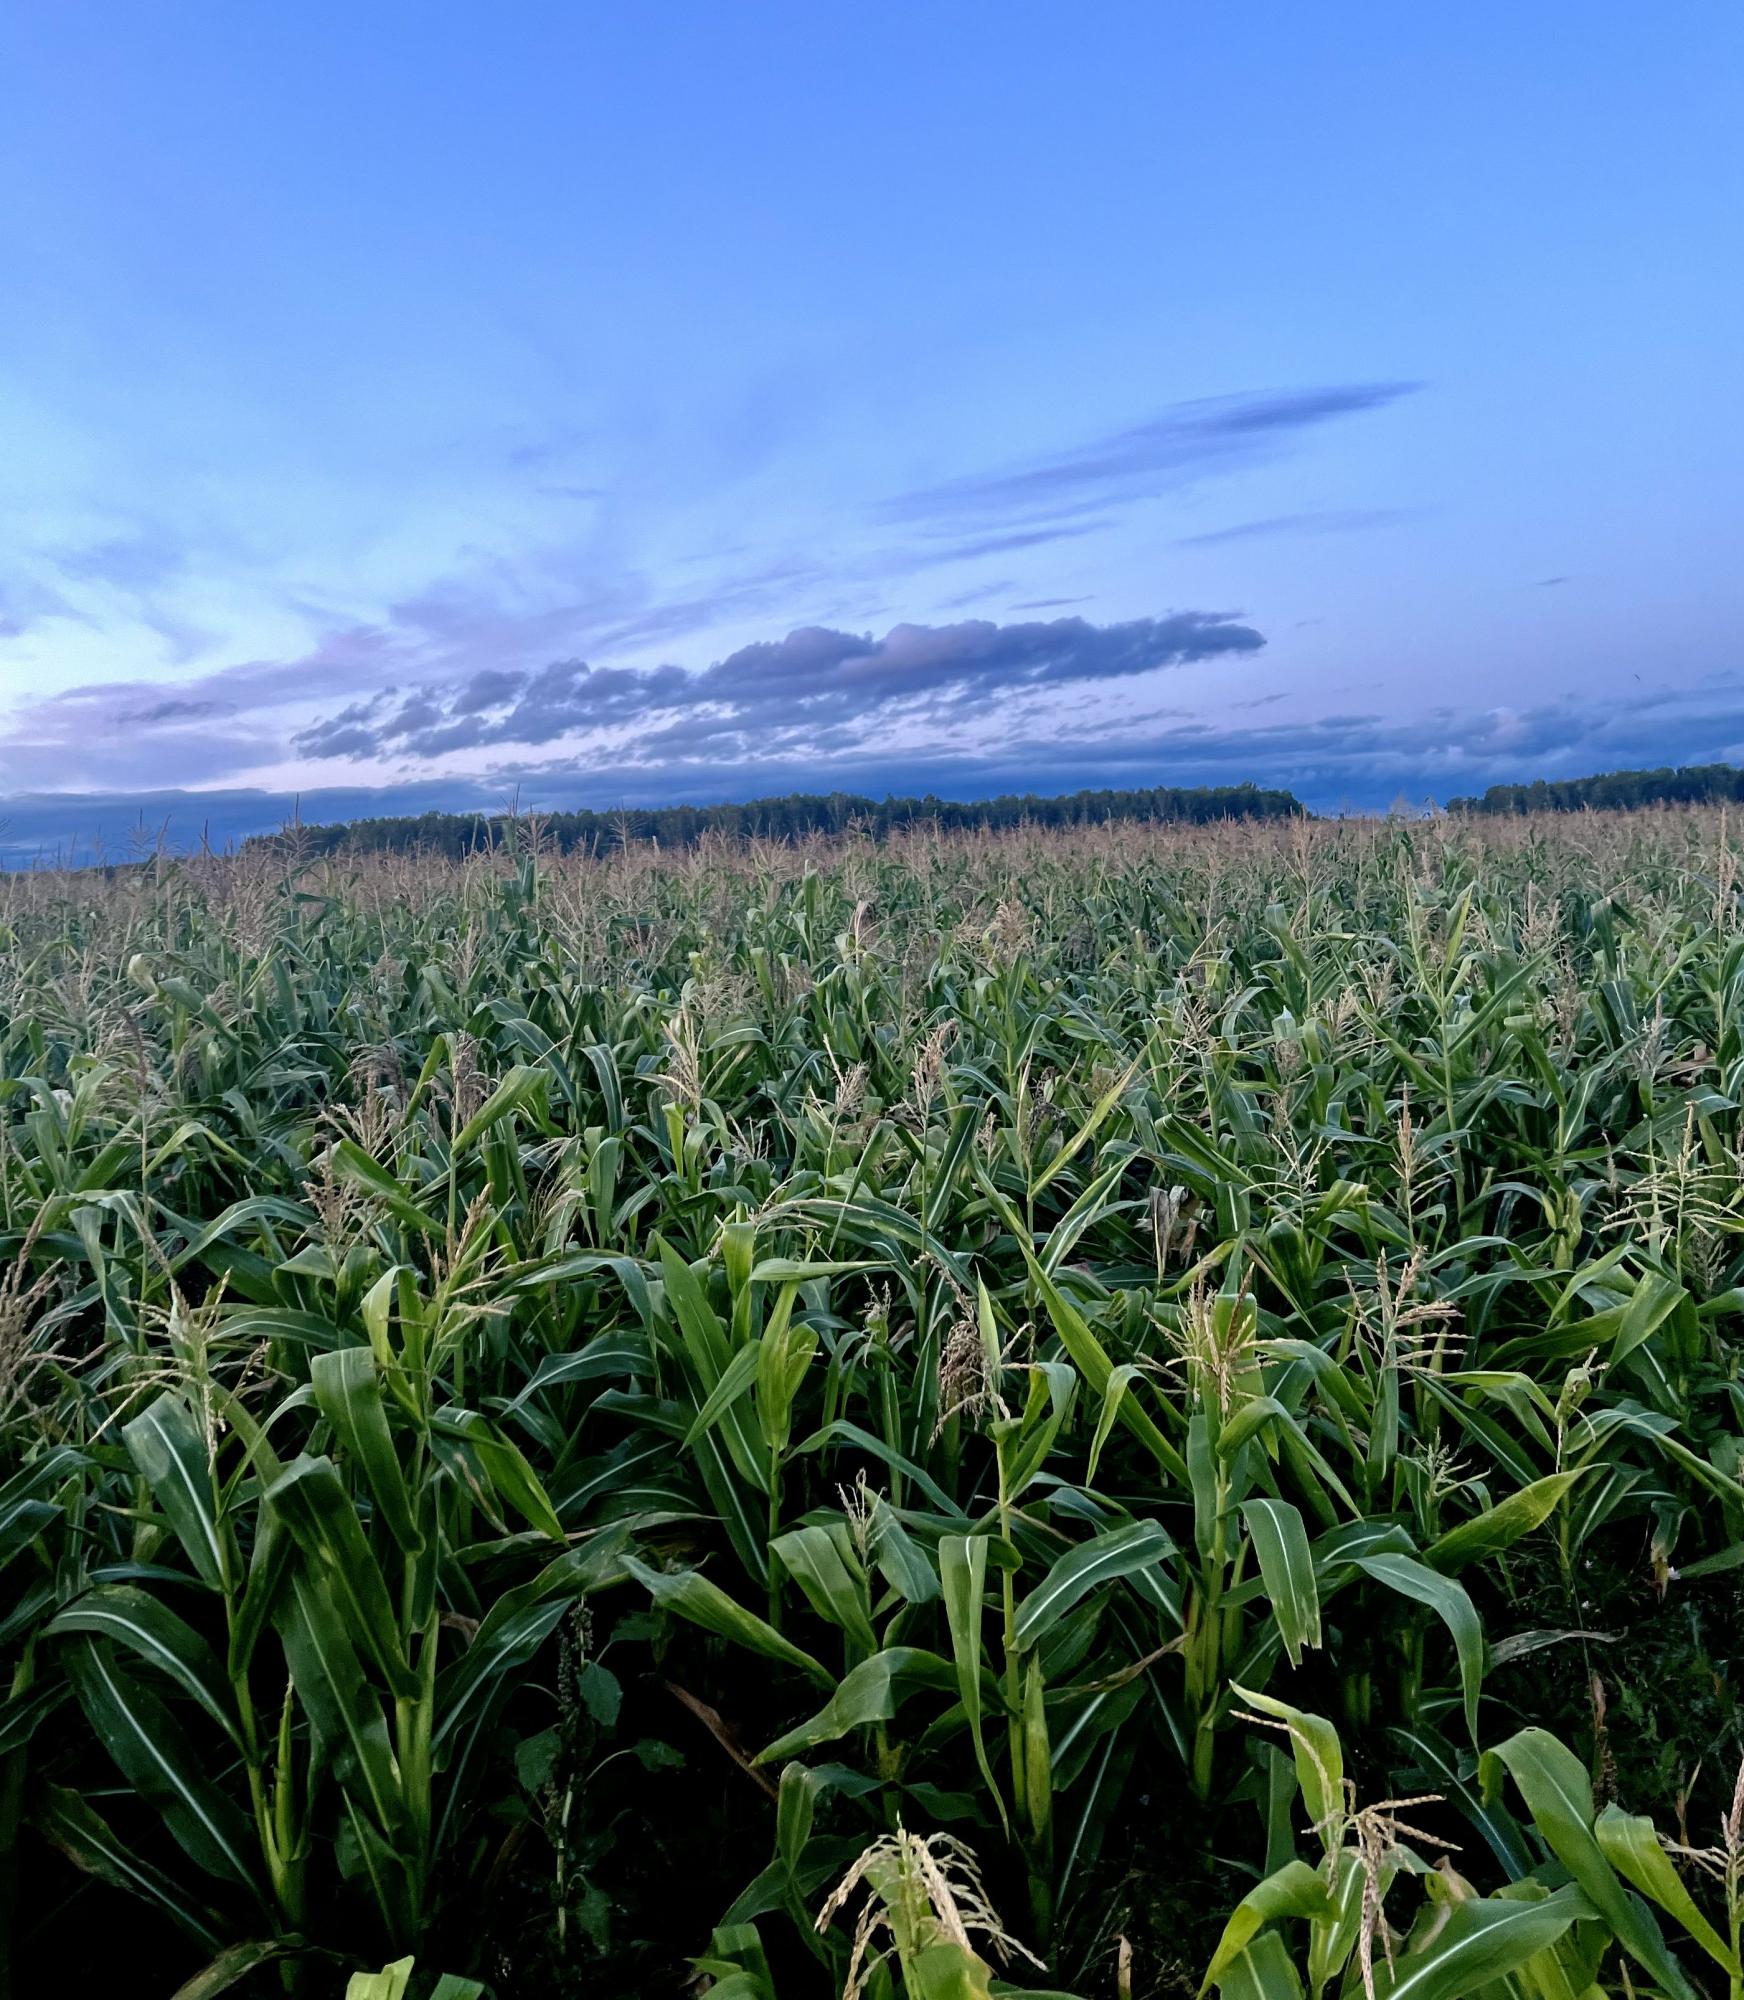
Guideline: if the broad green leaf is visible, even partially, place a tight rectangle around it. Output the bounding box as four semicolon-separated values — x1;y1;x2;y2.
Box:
771;1523;876;1654
624;1555;832;1685
1213;1928;1302;2000
62;1638;261;1893
1232;1686;1343;1844
1021;1248;1188;1482
756;1647;958;1762
940;1534;1006;1832
1353;1553;1485;1745
123;1395;227;1590
1240;1499;1321;1667
1423;1471;1584;1573
310;1346;421;1551
435;1537;629;1751
867;1493;941;1604
1012;1520;1170;1650
1368;1885;1591;2000
1085;1364;1139;1488
276;1561;406;1836
435;1409;567;1541
265;1454;415;1696
450;1062;546;1153
36;1782;226;1948
1481;1727;1698;2000
1595;1802;1739;1971
345;1959;414;2000
49;1584;238;1745
1199;1859;1332;1993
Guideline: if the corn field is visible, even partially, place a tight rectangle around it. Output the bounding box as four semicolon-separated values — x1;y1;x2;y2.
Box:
5;809;1744;1999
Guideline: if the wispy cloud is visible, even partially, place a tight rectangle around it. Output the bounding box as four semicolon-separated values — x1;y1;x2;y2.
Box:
883;383;1422;529
1174;507;1424;548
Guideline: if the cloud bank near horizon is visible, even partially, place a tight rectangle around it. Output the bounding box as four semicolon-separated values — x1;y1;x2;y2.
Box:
5;672;1740;867
0;608;1267;796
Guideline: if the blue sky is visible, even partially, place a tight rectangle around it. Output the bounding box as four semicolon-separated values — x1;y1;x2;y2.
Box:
2;2;1740;857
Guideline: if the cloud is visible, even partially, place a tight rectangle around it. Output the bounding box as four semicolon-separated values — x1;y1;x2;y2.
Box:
1174;508;1424;548
883;383;1422;528
289;610;1267;765
11;674;1744;867
56;533;187;594
935;581;1016;610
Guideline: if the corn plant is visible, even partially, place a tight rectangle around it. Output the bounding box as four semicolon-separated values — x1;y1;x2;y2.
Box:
2;808;1744;1995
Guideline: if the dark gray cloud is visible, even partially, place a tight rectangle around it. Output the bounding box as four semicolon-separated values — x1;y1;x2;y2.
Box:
290;610;1267;764
1175;508;1424;548
884;383;1422;528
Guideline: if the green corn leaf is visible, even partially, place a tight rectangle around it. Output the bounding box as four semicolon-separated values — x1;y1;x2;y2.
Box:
1480;1727;1699;2000
756;1647;959;1762
1595;1803;1739;1972
1034;1279;1188;1484
62;1638;261;1894
49;1584;238;1746
310;1346;422;1551
682;1341;763;1451
940;1534;1007;1833
0;1495;58;1572
754;1285;816;1454
435;1409;567;1541
1198;1860;1334;1995
1240;1500;1321;1666
0;1679;68;1756
345;1959;414;2000
1422;1471;1584;1574
169;1939;297;2000
1020;1654;1052;1844
1030;1055;1140;1197
276;1561;406;1836
1085;1364;1140;1488
1012;1520;1171;1650
37;1781;226;1948
1353;1553;1485;1745
123;1395;227;1591
624;1555;832;1685
227;1505;291;1681
435;1538;629;1753
771;1523;877;1654
1306;1850;1374;1998
1213;1928;1302;2000
1231;1686;1344;1843
450;1062;546;1153
331;1140;439;1237
794;1420;964;1517
265;1454;416;1697
867;1493;941;1604
1367;1885;1592;2000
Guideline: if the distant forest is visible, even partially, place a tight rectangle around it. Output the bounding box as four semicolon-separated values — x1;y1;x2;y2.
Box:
1448;761;1744;815
261;781;1306;857
236;762;1744;860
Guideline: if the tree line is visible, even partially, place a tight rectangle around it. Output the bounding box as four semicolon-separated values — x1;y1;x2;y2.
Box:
258;781;1308;857
1449;761;1744;815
